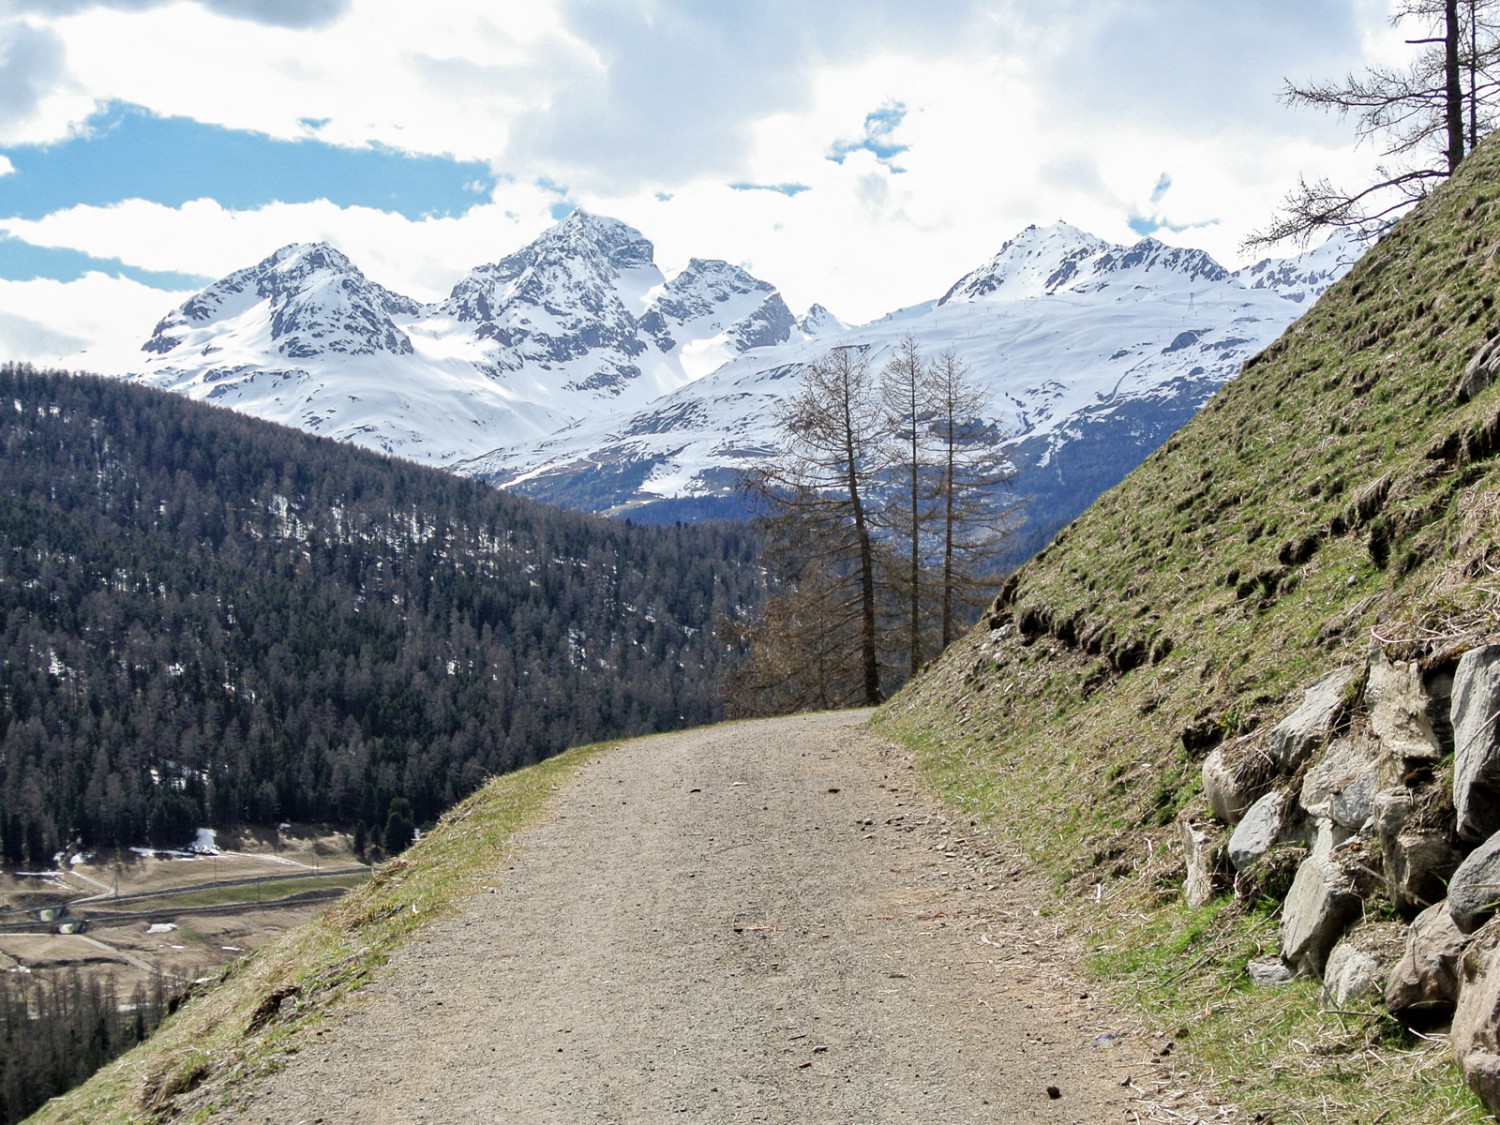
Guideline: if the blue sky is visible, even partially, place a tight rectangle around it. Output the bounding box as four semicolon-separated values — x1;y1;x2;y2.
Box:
0;0;1405;364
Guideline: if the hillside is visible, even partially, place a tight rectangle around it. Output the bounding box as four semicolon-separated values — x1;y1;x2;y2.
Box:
0;366;761;861
880;135;1500;1118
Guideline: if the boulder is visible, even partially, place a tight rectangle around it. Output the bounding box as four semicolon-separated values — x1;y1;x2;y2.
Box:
1300;732;1381;829
1452;919;1500;1112
1367;648;1448;768
1202;738;1277;825
1449;831;1500;933
1228;789;1298;872
1279;843;1369;977
1453;644;1500;843
1386;902;1473;1022
1180;818;1228;908
1456;333;1500;404
1269;668;1357;771
1372;786;1462;912
1322;943;1382;1005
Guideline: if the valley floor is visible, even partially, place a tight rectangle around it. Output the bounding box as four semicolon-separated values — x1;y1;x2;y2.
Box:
210;712;1217;1124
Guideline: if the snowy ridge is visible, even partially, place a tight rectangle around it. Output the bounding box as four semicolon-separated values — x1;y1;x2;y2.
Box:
100;215;1358;551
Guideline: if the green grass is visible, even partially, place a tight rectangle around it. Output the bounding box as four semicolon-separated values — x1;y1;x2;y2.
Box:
28;740;611;1125
877;137;1500;1123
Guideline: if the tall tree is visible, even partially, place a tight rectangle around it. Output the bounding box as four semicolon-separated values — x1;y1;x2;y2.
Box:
925;349;1015;650
749;347;886;705
879;334;934;677
1250;0;1500;247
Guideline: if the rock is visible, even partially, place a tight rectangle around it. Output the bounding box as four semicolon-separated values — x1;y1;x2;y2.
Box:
1389;831;1463;913
1449;831;1500;933
1453;645;1500;842
1452;919;1500;1111
1247;957;1294;987
1228;789;1299;872
1386;902;1473;1022
1300;732;1381;829
1279;847;1367;977
1269;668;1357;771
1322;943;1382;1006
1372;786;1413;837
1456;333;1500;404
1180;818;1228;907
1372;786;1462;912
1202;738;1278;825
1367;648;1448;767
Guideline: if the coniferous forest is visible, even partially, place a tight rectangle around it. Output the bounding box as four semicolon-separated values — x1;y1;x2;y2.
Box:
0;365;764;862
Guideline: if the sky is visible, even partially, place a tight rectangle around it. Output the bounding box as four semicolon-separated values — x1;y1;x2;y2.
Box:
0;0;1417;366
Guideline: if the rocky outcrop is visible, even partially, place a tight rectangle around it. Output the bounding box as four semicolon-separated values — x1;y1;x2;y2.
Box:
1183;640;1500;1111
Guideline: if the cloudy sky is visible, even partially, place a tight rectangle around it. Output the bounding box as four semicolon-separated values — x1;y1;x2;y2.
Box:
0;0;1412;366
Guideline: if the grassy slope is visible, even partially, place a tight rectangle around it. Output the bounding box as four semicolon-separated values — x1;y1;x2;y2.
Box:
880;138;1500;1122
26;741;608;1125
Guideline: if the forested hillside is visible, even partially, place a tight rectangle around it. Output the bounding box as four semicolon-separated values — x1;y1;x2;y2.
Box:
0;365;761;861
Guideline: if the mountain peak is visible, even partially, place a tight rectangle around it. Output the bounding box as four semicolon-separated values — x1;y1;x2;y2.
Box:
939;222;1113;304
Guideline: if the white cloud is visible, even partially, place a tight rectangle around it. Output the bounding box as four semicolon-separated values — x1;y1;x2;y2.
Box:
0;272;193;367
0;1;1425;350
0;154;13;176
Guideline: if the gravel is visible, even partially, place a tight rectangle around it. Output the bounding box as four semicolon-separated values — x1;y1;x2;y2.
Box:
218;710;1190;1124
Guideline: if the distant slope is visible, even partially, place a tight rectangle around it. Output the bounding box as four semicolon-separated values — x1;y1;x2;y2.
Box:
0;366;761;861
881;136;1500;1118
471;224;1356;562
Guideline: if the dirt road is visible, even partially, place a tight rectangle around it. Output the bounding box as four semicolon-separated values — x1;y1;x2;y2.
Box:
223;711;1202;1124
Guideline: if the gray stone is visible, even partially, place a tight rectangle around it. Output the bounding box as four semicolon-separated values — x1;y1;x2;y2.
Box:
1279;850;1365;977
1372;787;1413;837
1386;902;1472;1021
1301;733;1381;829
1453;645;1500;842
1390;831;1463;913
1322;943;1383;1006
1180;818;1228;908
1372;787;1462;912
1450;831;1500;933
1367;648;1448;767
1202;738;1277;825
1452;919;1500;1112
1228;789;1295;872
1456;333;1500;404
1269;668;1357;771
1247;957;1294;987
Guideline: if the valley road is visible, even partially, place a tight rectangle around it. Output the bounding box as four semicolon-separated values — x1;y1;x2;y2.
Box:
223;711;1212;1124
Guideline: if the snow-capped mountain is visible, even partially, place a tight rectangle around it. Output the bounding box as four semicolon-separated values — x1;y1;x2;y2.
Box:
1233;229;1364;305
102;215;1357;561
461;221;1356;558
117;211;817;464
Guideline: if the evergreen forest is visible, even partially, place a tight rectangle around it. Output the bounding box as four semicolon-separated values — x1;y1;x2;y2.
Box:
0;365;763;862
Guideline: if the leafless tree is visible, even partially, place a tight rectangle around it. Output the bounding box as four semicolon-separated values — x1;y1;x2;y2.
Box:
1249;0;1500;248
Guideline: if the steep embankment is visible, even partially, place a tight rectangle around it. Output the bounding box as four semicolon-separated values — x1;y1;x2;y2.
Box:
882;138;1500;1120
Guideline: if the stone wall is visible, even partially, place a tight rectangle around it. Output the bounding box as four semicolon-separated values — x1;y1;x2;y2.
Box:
1188;642;1500;1109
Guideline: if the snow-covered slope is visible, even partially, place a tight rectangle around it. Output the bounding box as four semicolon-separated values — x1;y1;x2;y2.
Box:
112;211;812;465
461;223;1357;556
102;215;1357;558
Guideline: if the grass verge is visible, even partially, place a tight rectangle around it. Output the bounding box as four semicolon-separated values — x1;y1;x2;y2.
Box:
27;740;610;1125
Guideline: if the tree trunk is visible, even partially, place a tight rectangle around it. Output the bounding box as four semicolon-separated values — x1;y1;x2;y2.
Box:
1448;0;1467;170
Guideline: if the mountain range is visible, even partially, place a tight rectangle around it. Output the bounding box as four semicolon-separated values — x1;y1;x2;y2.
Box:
93;211;1358;559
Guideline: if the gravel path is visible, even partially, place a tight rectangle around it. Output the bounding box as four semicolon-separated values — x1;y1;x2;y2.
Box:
222;711;1197;1124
